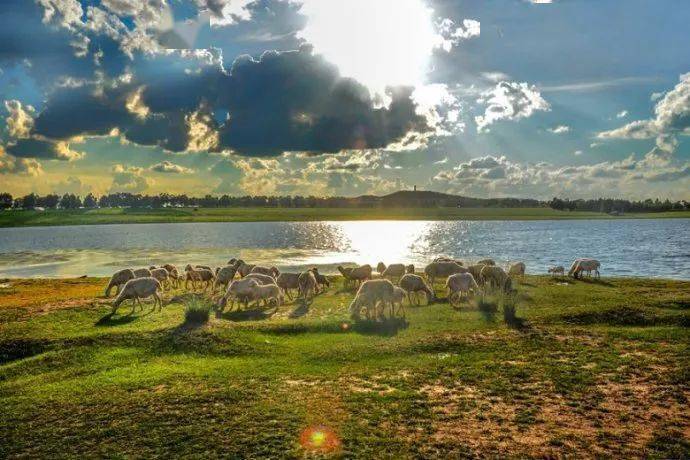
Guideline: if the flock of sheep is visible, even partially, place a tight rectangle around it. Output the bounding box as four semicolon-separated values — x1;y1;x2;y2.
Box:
104;256;601;320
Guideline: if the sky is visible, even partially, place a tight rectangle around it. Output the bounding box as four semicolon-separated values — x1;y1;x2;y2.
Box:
0;0;689;200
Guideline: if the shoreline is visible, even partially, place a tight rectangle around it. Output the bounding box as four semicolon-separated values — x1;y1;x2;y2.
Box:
1;206;689;228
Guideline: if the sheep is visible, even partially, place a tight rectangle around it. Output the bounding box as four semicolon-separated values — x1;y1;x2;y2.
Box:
480;265;513;293
298;270;318;300
467;264;486;285
508;262;526;279
214;265;238;292
250;266;280;279
247;283;284;308
477;259;496;266
424;261;466;285
548;266;565;277
184;264;215;291
244;273;276;285
112;277;162;312
161;264;181;287
217;278;260;312
568;259;601;279
337;264;372;288
150;268;171;290
399;274;435;305
349;279;396;321
376;262;387;274
133;268;152;278
105;269;136;297
236;261;256;278
276;273;300;300
381;263;407;282
406;264;415;274
310;268;330;293
392;286;406;318
196;265;212;271
445;273;480;305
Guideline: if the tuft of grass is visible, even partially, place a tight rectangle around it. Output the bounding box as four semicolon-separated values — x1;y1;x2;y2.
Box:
183;297;212;325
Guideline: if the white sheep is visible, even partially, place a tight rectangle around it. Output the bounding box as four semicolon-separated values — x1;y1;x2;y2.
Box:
399;274;435;305
568;259;601;279
244;273;277;285
548;266;565;277
276;272;300;300
298;270;318;300
150;268;171;290
217;278;260;311
508;262;526;279
105;269;135;297
133;268;152;278
392;286;406;318
112;277;162;312
349;279;395;321
247;283;284;308
445;272;480;305
424;261;466;285
184;264;215;291
381;263;407;282
480;265;513;293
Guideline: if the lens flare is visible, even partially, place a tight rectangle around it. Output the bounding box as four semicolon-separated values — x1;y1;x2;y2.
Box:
299;425;340;452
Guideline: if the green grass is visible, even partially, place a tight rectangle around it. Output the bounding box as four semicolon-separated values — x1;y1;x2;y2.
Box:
0;275;688;457
1;206;688;227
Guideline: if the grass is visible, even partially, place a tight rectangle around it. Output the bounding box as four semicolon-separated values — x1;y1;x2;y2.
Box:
1;206;688;227
0;275;688;457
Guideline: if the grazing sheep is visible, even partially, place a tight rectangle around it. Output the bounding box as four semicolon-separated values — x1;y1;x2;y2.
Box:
406;264;415;274
376;262;387;274
310;268;330;293
477;259;496;266
245;273;276;285
480;265;513;293
105;269;136;297
392;286;406;318
349;279;396;321
214;265;238;292
298;270;318;300
150;268;171;290
399;274;435;305
133;268;152;278
247;283;284;308
196;265;212;271
548;266;565;277
276;273;301;300
218;278;260;312
337;264;372;288
250;266;280;279
446;273;480;305
381;263;407;282
568;259;601;279
508;262;526;279
112;277;162;312
424;261;467;285
467;264;486;285
161;264;181;287
237;261;256;278
184;264;215;291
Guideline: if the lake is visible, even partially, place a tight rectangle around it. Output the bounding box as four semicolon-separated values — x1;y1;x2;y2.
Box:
0;219;688;279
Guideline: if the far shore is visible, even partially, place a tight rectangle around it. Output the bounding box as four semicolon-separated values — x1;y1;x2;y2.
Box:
1;207;689;228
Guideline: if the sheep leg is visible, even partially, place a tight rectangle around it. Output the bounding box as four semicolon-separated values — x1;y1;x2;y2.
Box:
153;293;162;311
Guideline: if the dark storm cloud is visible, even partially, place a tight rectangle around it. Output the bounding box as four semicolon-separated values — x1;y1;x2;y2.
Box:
5;137;82;161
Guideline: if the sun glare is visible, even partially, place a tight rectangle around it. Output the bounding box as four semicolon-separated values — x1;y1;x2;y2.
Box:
297;0;439;96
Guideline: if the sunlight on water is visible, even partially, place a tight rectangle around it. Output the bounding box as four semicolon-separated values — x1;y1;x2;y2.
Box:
0;219;688;279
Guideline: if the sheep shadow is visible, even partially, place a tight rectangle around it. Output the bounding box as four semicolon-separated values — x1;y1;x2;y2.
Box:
351;317;409;337
288;299;312;319
220;306;278;322
94;312;138;327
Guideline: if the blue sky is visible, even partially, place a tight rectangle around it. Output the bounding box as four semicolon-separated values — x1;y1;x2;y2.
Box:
0;0;688;199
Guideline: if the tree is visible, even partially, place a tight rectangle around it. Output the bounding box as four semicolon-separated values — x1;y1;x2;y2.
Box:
60;193;82;209
21;193;37;209
43;194;60;209
83;193;98;208
0;193;12;210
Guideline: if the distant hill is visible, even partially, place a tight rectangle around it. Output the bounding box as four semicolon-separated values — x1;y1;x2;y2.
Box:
353;190;544;208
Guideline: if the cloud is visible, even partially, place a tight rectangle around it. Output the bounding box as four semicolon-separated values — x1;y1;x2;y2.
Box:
475;81;550;132
548;125;570;134
573;150;582;156
0;147;43;176
109;163;151;193
616;110;628;118
4;100;35;138
5;137;84;161
53;175;91;195
197;0;254;26
436;18;480;52
598;72;690;153
432;154;690;200
149;160;194;174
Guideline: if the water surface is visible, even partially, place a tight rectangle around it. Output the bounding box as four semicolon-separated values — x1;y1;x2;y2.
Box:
0;219;687;279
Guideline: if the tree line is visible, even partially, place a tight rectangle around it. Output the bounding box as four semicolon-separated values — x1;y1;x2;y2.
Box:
0;191;687;212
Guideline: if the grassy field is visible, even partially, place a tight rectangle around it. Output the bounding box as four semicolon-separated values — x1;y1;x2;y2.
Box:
1;206;689;227
0;275;688;458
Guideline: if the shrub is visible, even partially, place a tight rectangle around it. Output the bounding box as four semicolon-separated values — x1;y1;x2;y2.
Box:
501;293;519;325
184;297;212;324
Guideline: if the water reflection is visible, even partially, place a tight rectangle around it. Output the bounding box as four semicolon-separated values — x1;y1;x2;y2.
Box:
0;219;687;279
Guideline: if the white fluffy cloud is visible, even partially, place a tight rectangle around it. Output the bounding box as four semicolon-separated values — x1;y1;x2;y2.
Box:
109;164;151;192
149;160;194;174
436;18;480;52
598;72;690;153
0;147;43;176
475;81;550;132
548;125;570;134
4;100;35;139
